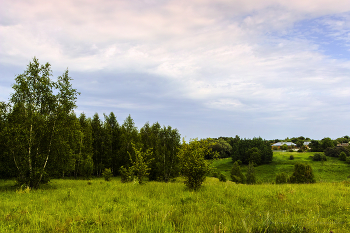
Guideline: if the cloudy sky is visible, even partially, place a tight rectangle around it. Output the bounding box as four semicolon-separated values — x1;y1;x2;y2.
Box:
1;0;350;140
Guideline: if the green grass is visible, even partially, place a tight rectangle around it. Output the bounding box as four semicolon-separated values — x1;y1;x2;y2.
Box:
1;152;350;232
212;151;350;183
1;178;350;232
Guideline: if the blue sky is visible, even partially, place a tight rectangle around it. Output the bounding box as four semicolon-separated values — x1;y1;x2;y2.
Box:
1;0;350;140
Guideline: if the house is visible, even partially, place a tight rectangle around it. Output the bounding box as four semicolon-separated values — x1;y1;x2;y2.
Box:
337;143;349;147
271;142;296;148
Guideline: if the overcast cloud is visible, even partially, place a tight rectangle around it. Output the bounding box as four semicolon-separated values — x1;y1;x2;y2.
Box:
1;0;350;140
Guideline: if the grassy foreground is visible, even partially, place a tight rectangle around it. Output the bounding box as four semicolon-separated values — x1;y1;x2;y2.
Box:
1;178;350;232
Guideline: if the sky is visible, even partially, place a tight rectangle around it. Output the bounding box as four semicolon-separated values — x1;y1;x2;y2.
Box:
1;0;350;140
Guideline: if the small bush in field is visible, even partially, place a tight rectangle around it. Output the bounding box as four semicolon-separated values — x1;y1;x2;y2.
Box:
246;162;256;184
339;152;347;161
346;157;350;164
313;153;327;161
119;166;134;183
231;161;245;184
102;168;113;181
275;172;288;184
210;168;220;178
289;155;294;160
289;163;316;184
218;173;227;182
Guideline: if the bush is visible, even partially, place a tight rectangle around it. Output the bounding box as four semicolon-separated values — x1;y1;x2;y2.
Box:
288;149;294;152
230;161;245;183
246;162;256;184
313;153;327;161
289;163;316;184
272;146;278;150
102;168;113;181
346;157;350;164
178;139;211;190
218;173;227;182
289;155;294;160
324;147;350;157
210;168;220;178
119;166;134;183
297;149;303;152
275;172;288;184
339;152;347;161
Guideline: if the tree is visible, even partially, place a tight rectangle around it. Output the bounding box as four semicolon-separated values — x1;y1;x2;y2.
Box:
129;143;153;184
280;144;288;151
246;147;261;165
8;57;79;188
178;138;211;190
289;163;315;184
245;162;256;184
230;161;245;184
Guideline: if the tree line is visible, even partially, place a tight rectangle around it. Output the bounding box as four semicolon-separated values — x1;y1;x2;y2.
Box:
0;57;276;190
0;58;182;188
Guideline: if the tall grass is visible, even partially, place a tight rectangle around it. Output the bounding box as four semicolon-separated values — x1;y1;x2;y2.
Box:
1;177;350;232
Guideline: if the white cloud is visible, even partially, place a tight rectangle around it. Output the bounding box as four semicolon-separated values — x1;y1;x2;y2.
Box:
1;0;350;138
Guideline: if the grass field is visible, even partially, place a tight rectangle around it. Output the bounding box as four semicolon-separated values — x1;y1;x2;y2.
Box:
211;151;350;183
1;151;350;232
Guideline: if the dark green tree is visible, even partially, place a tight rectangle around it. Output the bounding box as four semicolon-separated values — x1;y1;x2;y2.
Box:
289;163;316;184
245;162;256;184
230;161;245;184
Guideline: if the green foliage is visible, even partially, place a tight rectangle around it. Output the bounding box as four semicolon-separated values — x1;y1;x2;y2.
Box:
289;155;294;160
232;137;273;165
275;172;288;184
339;152;347;161
102;168;113;181
289;163;316;184
246;162;256;184
218;173;227;182
230;161;245;183
280;144;288;150
119;166;134;183
207;138;232;159
128;143;153;184
178;138;211;190
246;147;261;165
313;153;327;161
7;57;79;188
346;157;350;164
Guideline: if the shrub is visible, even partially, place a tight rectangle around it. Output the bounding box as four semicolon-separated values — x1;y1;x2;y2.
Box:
178;138;211;190
313;153;327;161
210;168;220;178
246;162;256;184
119;166;134;183
275;172;288;184
297;149;303;152
339;152;347;161
346;157;350;164
288;149;294;152
218;173;227;182
272;146;278;150
324;147;350;157
230;161;245;184
289;155;294;160
102;168;113;181
289;163;316;184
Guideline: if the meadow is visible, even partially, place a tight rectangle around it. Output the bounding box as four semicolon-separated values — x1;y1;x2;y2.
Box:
1;151;350;232
212;151;350;183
